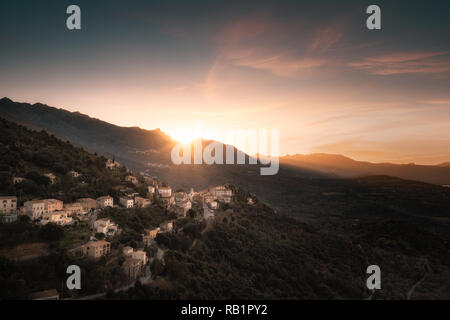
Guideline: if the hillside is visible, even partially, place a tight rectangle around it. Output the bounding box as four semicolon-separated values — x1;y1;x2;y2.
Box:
0;116;144;205
2;98;450;187
281;153;450;185
111;186;450;300
2;98;450;221
0;117;449;300
437;162;450;168
0;97;174;168
0;98;328;217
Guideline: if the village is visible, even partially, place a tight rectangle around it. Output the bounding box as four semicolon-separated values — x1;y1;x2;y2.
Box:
0;158;238;300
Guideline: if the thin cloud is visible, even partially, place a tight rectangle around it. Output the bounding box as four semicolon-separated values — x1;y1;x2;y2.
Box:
349;51;450;75
213;13;337;77
308;25;345;53
421;98;450;105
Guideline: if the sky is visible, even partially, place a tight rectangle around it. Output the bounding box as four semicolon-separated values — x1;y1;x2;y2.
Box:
1;0;450;164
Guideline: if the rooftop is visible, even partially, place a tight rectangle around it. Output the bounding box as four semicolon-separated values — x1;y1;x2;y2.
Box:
88;240;110;247
0;196;17;200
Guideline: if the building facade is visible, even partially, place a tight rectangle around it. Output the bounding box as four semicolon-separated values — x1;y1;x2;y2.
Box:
96;196;114;208
85;240;111;258
134;196;151;208
0;196;17;215
76;198;97;211
24;200;46;220
120;197;134;208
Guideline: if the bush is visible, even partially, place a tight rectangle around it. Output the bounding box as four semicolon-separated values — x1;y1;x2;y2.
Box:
95;232;105;240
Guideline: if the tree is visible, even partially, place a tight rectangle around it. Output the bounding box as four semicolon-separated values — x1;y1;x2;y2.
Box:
95;232;105;240
25;171;51;186
187;209;196;219
151;259;165;277
39;223;64;242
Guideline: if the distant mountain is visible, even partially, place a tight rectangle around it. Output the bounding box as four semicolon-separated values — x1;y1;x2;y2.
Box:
281;153;450;185
437;162;450;168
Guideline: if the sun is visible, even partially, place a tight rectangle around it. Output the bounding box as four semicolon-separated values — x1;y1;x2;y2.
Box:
165;128;198;145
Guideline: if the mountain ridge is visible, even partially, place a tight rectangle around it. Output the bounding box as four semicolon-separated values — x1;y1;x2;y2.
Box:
2;97;450;219
280;153;450;185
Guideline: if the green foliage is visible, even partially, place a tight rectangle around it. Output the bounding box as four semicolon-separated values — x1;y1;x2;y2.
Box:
100;206;176;248
116;186;450;300
95;233;105;240
39;223;64;242
150;259;165;277
0;216;40;248
0;117;131;203
155;233;192;252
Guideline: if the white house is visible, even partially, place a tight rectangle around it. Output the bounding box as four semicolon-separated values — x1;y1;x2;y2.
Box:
125;175;138;185
64;202;84;216
209;186;233;203
119;197;134;208
131;250;147;265
24;200;46;220
0;196;17;215
93;218;119;236
158;186;172;198
43;199;64;213
105;159;120;169
41;211;73;226
96;196;114;208
134;196;151;208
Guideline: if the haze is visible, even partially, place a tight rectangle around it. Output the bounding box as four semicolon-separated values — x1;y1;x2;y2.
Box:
1;0;449;164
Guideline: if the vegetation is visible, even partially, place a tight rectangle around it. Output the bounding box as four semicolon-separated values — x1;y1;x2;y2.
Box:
0;117;131;205
39;223;65;242
111;187;450;300
99;206;176;248
0;117;449;299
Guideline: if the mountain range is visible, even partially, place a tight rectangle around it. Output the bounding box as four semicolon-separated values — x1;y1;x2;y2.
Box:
1;97;450;219
1;97;449;185
281;153;450;185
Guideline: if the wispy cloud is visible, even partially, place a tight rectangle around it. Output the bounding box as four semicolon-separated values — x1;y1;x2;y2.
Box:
308;25;345;53
229;52;327;77
349;51;450;75
421;98;450;105
212;12;340;77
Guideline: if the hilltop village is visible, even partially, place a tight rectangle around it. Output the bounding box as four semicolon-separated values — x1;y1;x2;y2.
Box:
2;117;448;300
0;157;243;299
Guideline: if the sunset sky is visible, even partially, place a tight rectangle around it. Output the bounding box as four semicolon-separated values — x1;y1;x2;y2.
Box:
1;0;450;164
